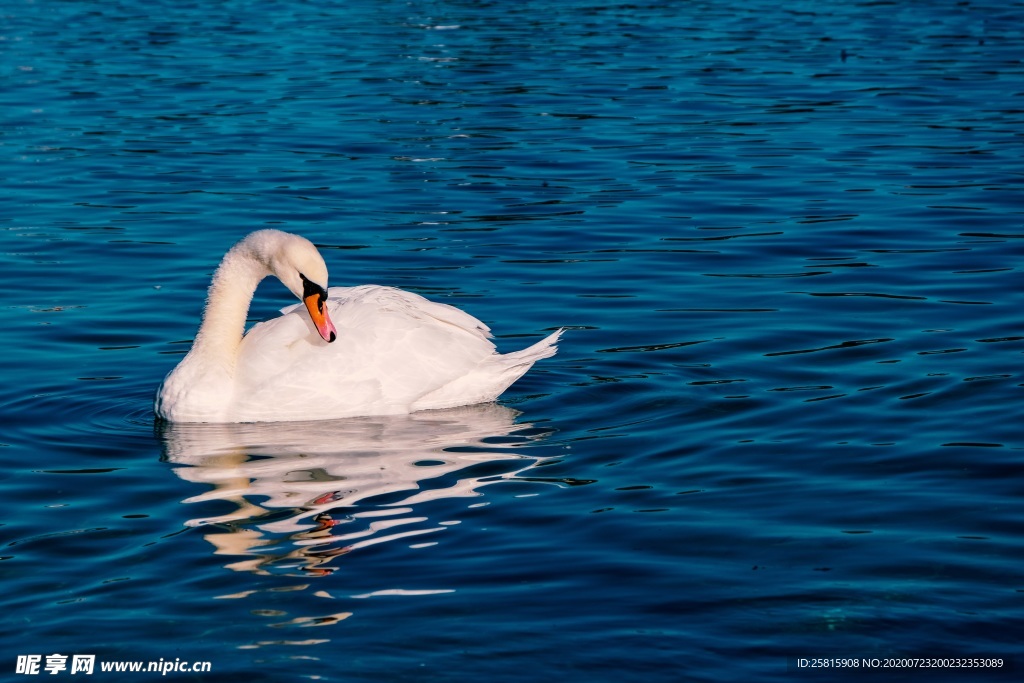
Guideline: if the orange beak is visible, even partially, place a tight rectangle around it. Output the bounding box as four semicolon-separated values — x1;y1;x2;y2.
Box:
304;290;337;343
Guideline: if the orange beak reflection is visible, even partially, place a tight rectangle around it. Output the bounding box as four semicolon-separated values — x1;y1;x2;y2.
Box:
304;291;337;343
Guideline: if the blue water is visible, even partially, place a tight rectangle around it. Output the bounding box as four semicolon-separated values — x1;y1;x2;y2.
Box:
2;0;1023;680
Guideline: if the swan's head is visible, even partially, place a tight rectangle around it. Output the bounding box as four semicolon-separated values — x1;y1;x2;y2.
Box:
259;231;338;343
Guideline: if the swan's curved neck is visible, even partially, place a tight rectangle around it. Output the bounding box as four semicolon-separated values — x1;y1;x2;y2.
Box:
192;241;271;363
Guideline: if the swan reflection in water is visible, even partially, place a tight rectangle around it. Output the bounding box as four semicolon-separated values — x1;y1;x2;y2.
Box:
158;404;555;576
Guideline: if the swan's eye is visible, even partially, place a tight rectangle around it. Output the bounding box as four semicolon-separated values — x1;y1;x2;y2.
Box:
299;273;327;312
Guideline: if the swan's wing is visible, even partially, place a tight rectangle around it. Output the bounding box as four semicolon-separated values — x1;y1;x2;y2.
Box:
233;286;498;420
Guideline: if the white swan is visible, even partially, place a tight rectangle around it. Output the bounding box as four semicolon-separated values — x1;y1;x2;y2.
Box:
155;230;561;423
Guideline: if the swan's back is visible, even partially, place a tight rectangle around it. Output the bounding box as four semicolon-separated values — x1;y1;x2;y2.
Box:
231;285;560;422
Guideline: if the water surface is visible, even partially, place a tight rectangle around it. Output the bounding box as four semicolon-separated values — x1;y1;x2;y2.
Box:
2;0;1023;680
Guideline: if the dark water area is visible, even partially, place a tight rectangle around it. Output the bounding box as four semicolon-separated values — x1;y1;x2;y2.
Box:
2;0;1023;680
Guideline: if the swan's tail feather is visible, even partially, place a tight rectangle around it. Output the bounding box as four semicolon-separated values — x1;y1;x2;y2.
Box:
411;329;564;411
497;328;563;368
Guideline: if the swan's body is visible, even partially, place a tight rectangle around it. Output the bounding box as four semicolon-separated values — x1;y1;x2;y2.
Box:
155;230;561;423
